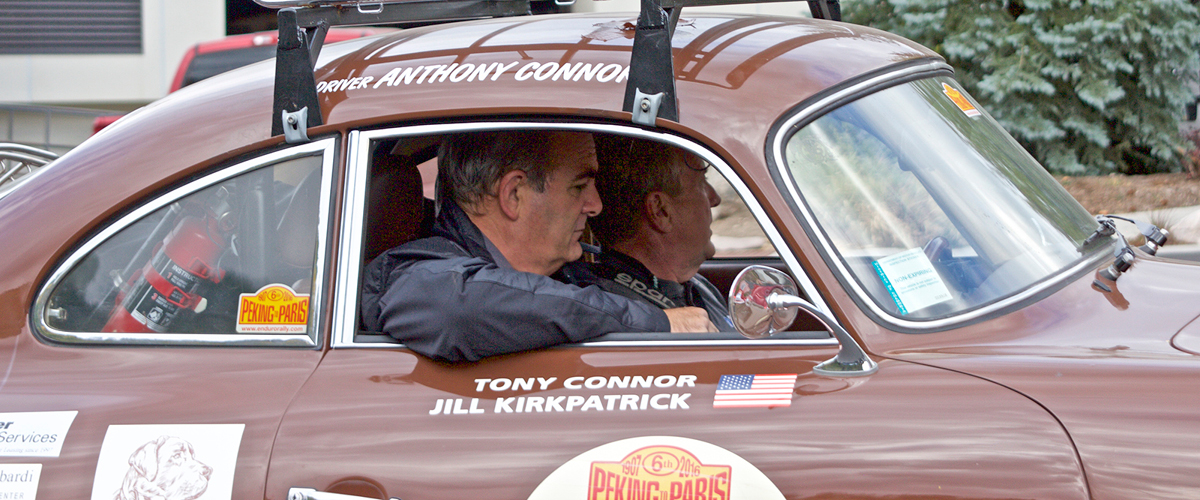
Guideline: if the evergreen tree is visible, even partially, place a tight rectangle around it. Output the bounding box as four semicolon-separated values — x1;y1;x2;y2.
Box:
844;0;1200;174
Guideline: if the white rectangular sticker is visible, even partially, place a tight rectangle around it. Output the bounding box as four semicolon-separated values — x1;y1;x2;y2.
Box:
91;424;244;500
0;464;41;500
873;248;952;314
0;411;77;457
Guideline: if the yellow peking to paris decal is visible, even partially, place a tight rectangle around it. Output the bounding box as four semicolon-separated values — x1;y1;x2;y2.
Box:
941;82;981;118
236;284;309;333
588;445;731;500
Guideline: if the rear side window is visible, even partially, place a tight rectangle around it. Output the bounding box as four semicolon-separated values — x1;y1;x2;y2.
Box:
39;144;331;343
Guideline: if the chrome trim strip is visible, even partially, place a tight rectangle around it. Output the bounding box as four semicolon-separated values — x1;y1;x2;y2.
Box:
331;130;371;347
576;338;839;348
34;139;337;347
333;121;837;348
769;62;1109;330
307;140;337;350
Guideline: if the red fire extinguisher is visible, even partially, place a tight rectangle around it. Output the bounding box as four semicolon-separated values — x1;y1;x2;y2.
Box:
103;201;233;333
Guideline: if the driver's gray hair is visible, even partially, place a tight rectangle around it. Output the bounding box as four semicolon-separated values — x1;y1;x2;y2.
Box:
437;130;559;212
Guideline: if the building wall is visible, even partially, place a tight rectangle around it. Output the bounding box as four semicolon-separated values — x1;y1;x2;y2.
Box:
0;0;225;108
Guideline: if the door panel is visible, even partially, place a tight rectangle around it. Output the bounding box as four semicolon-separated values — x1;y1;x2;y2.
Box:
3;140;338;498
268;347;1087;500
0;336;321;499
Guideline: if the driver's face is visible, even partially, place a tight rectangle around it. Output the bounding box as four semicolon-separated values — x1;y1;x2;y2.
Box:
520;132;602;275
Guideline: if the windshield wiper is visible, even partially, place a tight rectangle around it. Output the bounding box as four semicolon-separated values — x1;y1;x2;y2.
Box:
1081;216;1117;250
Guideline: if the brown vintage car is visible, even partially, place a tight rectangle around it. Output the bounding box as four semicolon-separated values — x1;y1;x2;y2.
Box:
2;0;1199;499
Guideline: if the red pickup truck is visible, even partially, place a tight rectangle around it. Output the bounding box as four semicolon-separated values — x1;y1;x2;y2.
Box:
92;28;389;133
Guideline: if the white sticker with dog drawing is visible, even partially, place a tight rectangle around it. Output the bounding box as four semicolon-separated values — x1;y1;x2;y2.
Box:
90;424;244;500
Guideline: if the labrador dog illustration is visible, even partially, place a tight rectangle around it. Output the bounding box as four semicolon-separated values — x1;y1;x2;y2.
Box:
114;435;213;500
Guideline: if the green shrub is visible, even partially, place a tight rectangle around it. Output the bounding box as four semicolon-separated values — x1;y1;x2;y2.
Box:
844;0;1200;175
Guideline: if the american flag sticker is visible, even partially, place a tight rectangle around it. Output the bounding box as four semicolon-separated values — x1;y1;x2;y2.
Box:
713;374;798;408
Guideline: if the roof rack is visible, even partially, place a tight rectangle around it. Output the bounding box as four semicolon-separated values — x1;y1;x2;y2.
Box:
257;0;842;142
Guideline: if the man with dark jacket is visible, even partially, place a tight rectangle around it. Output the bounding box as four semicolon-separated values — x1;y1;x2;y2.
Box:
560;136;735;331
361;130;715;362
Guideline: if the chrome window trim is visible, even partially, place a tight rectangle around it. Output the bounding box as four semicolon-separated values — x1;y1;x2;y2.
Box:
769;62;1110;331
332;129;371;348
33;139;337;347
332;121;837;349
577;338;839;348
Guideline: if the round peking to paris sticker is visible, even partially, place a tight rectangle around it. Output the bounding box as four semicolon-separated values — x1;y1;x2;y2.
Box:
527;435;784;500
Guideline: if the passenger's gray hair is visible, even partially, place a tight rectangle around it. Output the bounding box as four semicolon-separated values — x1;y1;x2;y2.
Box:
438;130;558;211
589;135;688;245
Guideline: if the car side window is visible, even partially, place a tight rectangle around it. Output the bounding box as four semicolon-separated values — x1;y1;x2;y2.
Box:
708;169;778;259
349;129;821;346
42;152;326;338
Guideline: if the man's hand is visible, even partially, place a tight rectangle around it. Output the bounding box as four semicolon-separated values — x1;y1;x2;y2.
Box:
665;307;718;333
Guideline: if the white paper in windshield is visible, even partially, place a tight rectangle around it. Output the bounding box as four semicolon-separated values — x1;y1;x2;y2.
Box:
873;248;952;314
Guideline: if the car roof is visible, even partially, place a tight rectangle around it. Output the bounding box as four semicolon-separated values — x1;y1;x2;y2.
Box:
90;12;938;166
30;12;939;267
316;13;938;127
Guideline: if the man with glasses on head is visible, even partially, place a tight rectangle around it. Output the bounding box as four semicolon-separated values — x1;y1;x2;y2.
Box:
361;130;715;363
561;136;733;332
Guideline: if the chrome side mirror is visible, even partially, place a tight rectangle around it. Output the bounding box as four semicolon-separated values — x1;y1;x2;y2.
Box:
729;265;878;377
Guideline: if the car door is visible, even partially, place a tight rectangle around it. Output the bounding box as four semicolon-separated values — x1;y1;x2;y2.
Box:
3;140;338;499
266;123;1088;500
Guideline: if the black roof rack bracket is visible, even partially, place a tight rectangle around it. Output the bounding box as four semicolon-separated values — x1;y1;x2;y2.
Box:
623;0;679;125
271;8;324;142
807;0;841;21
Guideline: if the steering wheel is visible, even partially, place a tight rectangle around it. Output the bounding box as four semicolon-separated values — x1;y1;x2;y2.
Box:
923;236;952;263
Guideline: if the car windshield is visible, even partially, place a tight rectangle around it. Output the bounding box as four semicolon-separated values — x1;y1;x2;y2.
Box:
781;76;1104;321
